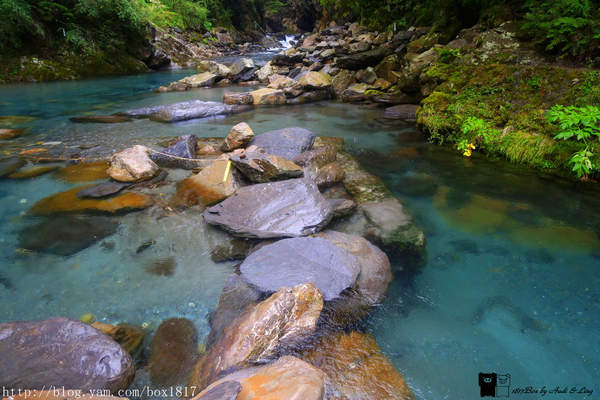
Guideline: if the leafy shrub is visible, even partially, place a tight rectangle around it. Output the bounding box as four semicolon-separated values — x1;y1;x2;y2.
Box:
547;105;600;177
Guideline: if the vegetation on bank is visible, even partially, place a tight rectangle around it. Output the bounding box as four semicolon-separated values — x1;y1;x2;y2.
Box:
320;0;600;64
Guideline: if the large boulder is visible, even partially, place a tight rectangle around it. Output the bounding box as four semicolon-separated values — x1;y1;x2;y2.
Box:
223;92;254;105
256;61;274;82
316;230;392;306
192;356;326;400
188;284;323;390
149;318;198;386
180;72;218;88
203;178;333;239
249;127;315;159
149;101;236;123
0;318;134;393
240;237;361;301
297;71;332;89
107;145;159;182
230;147;303;183
173;159;240;207
198;60;231;78
332;70;356;98
271;53;304;66
222;122;254;152
249;88;286;105
340;83;370;102
301;331;413;400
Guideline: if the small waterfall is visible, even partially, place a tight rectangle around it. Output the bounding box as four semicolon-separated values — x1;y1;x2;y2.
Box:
280;34;295;49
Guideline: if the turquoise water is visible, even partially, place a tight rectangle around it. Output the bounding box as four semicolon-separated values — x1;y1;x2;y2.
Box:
0;67;599;399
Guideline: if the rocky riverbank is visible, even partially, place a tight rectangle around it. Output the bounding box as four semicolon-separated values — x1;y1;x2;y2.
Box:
1;121;424;399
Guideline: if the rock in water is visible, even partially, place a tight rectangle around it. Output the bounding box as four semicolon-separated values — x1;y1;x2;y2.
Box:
173;159;240;207
162;134;198;158
188;284;323;390
193;381;241;400
69;115;132;123
249;88;286;105
383;104;419;121
117;100;236;122
18;215;119;256
1;391;129;400
229;58;255;76
203;178;333;238
301;331;413;400
0;158;26;177
77;181;131;199
240;237;360;301
0;318;134;392
249;127;316;159
107;145;159;183
316;230;392;306
230;148;303;183
91;322;146;355
222;122;254;151
149;318;198;386
191;356;326;400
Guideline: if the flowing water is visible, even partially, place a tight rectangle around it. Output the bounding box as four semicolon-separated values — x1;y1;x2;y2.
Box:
0;66;598;399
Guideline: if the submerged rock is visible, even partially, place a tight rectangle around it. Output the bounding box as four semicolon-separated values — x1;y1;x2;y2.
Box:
0;128;25;140
91;322;146;355
383;104;419;121
314;161;345;188
249;127;316;159
174;159;240;207
230;147;303;183
193;381;241;400
30;186;153;215
192;356;326;400
69;115;132;123
188;283;323;390
8;164;60;179
18;215;119;256
77;181;131;199
107;145;159;183
53;161;110;183
301;331;413;400
0;317;134;392
203;178;333;239
222;122;254;151
240;237;361;301
0;158;26;177
148;149;211;170
149;318;198;387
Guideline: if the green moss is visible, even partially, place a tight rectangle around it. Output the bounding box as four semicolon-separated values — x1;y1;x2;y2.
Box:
418;54;600;179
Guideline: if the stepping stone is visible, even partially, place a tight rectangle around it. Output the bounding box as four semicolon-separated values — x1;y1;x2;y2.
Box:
203;178;333;238
249;127;315;159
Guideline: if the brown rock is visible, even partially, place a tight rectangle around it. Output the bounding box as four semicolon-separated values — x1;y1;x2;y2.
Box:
149;318;198;387
301;331;413;400
173;159;240;207
91;322;145;355
383;104;420;121
188;283;323;390
293;145;337;168
53;161;110;183
0;128;25;140
315;162;345;188
30;186;153;215
222;122;254;152
8;164;60;179
250;88;286;105
297;71;332;89
107;145;159;183
192;356;326;400
332;69;356;98
69;115;132;123
223;92;253;105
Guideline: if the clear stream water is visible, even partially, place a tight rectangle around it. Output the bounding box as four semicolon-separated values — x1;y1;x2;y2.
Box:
0;63;598;399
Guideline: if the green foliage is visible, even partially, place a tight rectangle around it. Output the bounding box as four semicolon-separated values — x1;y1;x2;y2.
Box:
547;105;600;177
522;0;600;60
437;47;461;63
461;116;497;145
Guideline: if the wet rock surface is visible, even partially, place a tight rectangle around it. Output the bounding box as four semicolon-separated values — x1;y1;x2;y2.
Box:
149;318;198;386
240;237;361;301
383;104;419;121
188;284;323;390
192;356;326;400
162;134;197;159
203;178;333;238
18;215;119;256
69;115;132;124
107;145;159;183
0;158;26;177
174;159;241;207
77;181;131;199
0;318;134;392
222;122;254;152
249;127;316;159
117;100;238;123
230;147;303;183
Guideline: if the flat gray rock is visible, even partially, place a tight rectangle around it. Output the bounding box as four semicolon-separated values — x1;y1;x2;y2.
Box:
77;181;131;198
196;381;241;400
249;127;316;159
203;178;333;239
163;134;197;158
0;317;134;392
117;101;240;123
240;237;361;301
